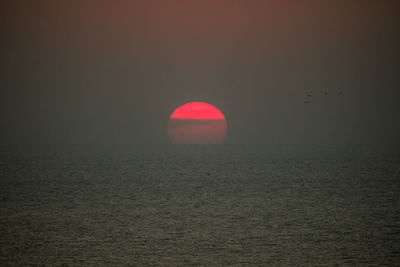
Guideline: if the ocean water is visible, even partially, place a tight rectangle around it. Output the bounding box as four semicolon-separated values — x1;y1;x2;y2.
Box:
0;145;399;265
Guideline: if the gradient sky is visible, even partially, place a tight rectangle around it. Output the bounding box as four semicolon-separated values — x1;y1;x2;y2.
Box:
1;0;399;145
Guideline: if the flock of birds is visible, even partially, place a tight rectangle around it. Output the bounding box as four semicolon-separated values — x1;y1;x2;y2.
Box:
304;90;344;104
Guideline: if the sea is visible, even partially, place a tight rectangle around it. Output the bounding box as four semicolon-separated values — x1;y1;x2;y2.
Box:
0;145;399;265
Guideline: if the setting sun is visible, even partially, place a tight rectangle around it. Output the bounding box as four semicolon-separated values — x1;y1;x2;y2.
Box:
168;102;227;144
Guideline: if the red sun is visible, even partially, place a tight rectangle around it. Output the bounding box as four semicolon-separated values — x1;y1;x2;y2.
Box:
168;102;227;144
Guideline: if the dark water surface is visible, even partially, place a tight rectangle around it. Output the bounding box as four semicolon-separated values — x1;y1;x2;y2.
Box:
1;145;399;265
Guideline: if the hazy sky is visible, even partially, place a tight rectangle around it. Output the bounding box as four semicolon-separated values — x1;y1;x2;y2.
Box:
1;0;399;145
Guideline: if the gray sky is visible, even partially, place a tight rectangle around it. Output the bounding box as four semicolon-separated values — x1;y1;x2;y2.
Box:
1;0;399;145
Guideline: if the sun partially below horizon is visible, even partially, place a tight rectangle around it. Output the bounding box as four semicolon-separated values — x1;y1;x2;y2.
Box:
168;102;227;144
169;102;226;120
